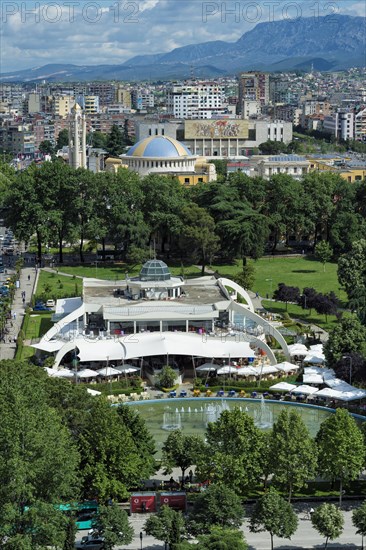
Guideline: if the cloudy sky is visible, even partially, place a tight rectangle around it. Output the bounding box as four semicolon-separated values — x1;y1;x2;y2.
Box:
1;0;365;72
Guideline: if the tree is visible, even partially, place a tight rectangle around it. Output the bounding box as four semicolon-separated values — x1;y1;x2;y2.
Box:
313;291;338;322
324;315;366;367
249;488;298;550
338;239;366;299
126;245;149;268
273;283;300;311
196;408;263;495
352;501;366;550
56;129;69;150
270;409;318;501
1;501;68;549
158;365;177;388
259;140;288;155
311;503;344;549
316;409;365;507
161;431;204;486
38;140;54;156
333;352;366;385
187;483;244;535
234;263;256;290
196;526;248;550
179;203;219;275
92;504;133;550
299;287;319;314
144;505;186;548
315;241;333;272
63;515;77;550
106;125;126;156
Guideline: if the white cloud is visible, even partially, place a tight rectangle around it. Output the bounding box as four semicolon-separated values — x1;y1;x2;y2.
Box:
1;0;364;72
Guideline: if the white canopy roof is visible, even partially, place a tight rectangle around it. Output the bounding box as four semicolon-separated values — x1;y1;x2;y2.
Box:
33;340;65;353
97;367;121;377
303;373;324;384
315;387;366;402
275;361;299;372
77;368;98;379
236;366;259;376
304;353;325;364
292;384;319;395
196;363;218;372
115;364;141;374
270;382;297;392
121;332;255;360
50;368;75;378
217;365;238;375
288;343;308;356
77;340;125;362
259;365;279;375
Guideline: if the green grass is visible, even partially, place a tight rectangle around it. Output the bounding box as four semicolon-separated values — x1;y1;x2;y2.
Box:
262;301;339;331
16;311;54;360
36;271;81;299
212;256;346;301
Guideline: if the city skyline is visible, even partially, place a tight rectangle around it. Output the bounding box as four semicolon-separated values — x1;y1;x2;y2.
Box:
1;0;365;73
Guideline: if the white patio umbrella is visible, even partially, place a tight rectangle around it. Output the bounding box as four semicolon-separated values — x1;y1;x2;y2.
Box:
292;384;319;395
269;382;297;392
52;368;75;378
275;361;299;372
196;363;218;372
76;368;98;379
97;366;121;377
288;343;308;356
217;365;238;375
303;354;325;364
236;366;258;376
116;365;141;374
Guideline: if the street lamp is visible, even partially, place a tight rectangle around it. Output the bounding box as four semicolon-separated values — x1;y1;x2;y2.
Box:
342;355;353;385
139;531;143;550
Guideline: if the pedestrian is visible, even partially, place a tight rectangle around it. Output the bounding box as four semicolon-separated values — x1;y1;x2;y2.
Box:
13;312;16;320
189;469;193;483
28;274;30;281
255;291;259;298
22;297;25;304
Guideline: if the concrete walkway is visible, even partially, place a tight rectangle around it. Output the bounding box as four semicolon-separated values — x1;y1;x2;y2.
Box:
0;266;38;361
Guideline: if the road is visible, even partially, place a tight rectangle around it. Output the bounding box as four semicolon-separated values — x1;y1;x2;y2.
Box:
76;501;365;549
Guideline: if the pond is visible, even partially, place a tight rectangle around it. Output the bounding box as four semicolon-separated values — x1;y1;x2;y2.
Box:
127;397;336;458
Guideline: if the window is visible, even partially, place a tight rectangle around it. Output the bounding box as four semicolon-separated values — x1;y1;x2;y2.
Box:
198;177;203;182
184;177;190;184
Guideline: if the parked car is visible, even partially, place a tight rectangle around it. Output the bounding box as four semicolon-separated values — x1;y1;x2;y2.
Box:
75;537;104;550
33;302;51;311
46;299;55;308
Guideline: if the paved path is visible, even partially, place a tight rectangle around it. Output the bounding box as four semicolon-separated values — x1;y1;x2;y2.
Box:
0;266;38;361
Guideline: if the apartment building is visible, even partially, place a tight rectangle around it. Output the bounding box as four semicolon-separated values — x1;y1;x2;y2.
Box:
167;82;226;119
323;111;354;140
238;72;269;113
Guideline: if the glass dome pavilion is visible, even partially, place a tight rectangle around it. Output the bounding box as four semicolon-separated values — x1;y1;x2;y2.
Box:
139;260;172;282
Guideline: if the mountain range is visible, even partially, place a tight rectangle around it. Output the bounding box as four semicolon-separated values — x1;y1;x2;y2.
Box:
1;14;365;82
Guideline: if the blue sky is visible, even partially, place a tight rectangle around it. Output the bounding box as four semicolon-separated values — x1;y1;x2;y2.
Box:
1;0;365;72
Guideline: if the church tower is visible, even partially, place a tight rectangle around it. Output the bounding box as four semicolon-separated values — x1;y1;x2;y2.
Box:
69;103;87;169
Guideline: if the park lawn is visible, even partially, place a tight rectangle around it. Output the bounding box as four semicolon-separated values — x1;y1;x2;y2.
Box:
212;256;346;302
47;263;202;281
17;311;54;361
36;270;82;299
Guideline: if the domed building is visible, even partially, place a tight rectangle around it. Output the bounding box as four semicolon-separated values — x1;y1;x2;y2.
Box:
122;135;216;184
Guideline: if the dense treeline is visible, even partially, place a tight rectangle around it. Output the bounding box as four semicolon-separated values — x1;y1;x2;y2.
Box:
2;362;365;548
1;160;365;268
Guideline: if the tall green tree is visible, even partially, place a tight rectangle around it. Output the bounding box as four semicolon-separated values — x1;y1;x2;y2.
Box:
93;504;133;550
270;409;318;501
315;241;333;272
249;487;298;550
338;239;366;299
161;430;204;486
196;408;263;495
38;140;55;155
234;263;256;290
187;483;244;536
106;125;126;156
311;503;344;549
56;129;69;150
179;203;219;274
144;505;186;548
352;501;366;550
323;315;366;367
0;361;79;539
316;409;364;507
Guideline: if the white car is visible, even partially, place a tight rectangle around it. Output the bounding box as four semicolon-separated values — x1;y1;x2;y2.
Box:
75;537;104;550
46;299;55;308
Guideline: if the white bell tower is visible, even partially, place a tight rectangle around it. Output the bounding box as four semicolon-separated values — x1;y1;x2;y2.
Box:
69;103;87;169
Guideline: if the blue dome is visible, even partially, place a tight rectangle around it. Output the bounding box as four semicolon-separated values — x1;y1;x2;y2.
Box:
126;136;192;158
